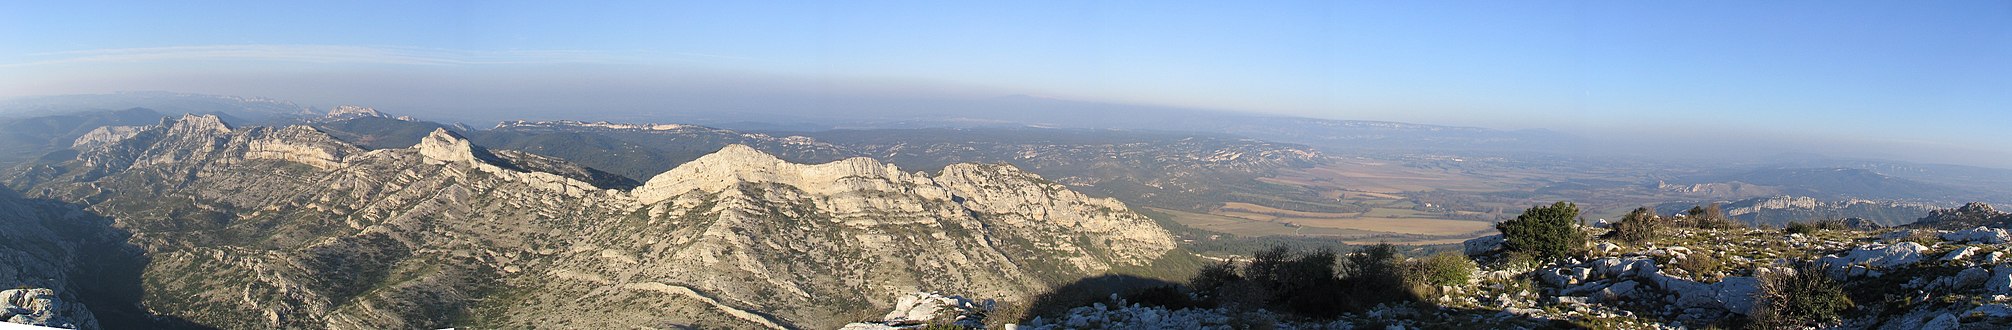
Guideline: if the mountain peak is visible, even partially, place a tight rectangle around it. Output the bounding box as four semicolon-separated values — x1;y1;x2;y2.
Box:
166;113;231;134
414;128;477;164
324;105;387;119
632;145;910;204
702;144;781;163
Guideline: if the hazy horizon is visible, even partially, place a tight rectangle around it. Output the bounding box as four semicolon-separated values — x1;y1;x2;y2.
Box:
4;1;2008;168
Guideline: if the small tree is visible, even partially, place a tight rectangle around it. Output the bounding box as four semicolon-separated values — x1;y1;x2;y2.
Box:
1496;201;1588;261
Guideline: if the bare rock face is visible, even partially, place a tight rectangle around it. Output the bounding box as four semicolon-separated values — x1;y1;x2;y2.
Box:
1;288;89;329
70;126;147;150
320;105;389;121
414;128;635;192
841;292;992;329
13;115;1177;329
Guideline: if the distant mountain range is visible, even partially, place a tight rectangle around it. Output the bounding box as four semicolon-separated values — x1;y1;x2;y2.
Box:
1675;167;1995;203
1655;195;1944;227
0;92;316;124
725;94;1588;153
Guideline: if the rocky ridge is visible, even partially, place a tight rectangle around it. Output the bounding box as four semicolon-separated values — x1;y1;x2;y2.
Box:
8;115;1177;329
1911;202;2012;229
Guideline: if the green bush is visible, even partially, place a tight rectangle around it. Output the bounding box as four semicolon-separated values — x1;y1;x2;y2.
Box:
1496;202;1588;261
1413;251;1477;287
1751;262;1854;328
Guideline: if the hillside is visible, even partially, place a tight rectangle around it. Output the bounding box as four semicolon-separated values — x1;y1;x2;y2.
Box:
5;115;1178;329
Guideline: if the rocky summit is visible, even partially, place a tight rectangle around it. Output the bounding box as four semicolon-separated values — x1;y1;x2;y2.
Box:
4;115;1175;329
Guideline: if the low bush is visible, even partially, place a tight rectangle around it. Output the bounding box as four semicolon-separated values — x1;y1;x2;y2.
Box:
1681;203;1747;229
1751;262;1854;328
1784;221;1819;235
1674;254;1723;279
1338;244;1412;310
1413;251;1477;287
1608;207;1666;243
1125;285;1204;309
1786;219;1851;235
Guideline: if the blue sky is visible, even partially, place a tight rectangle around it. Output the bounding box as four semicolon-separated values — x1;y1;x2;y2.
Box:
3;1;2009;164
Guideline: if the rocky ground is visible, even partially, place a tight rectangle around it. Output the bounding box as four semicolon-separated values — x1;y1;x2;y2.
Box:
1;288;87;329
1458;225;2012;329
865;218;2012;329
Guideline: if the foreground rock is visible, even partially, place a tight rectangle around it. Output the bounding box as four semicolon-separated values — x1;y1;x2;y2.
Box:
1026;215;2012;329
840;292;992;329
1;288;85;329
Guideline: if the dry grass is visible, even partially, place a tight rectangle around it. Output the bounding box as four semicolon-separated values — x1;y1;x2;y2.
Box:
1217;202;1357;218
1287;160;1522;193
1209;202;1492;237
1276;216;1493;236
1149;207;1376;237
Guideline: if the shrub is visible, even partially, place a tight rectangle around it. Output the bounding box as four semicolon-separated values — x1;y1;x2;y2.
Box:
1494;250;1542;270
1784;221;1818;235
1226;246;1351;316
1683;203;1747;229
1189;244;1420;318
1414;251;1478;287
1338;244;1413;310
1496;201;1588;261
1674;254;1723;279
1188;260;1242;301
1125;285;1203;309
1786;219;1849;235
1899;230;1943;246
1751;262;1854;328
1608;207;1666;243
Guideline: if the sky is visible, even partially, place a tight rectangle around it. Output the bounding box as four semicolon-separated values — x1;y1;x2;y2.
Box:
2;1;2009;166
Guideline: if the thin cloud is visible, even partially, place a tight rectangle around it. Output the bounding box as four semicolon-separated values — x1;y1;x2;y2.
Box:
3;45;743;67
